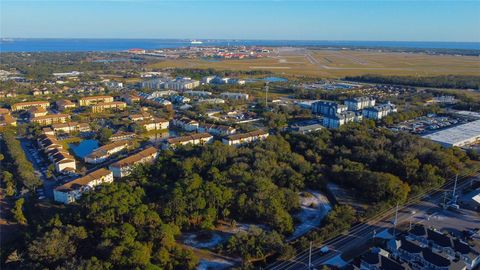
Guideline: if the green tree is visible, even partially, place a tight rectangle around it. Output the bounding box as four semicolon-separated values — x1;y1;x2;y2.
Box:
12;198;27;224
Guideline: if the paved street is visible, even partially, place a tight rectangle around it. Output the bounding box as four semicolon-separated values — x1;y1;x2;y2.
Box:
267;173;480;270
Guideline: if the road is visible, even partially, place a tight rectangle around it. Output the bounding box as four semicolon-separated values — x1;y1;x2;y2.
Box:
267;172;480;270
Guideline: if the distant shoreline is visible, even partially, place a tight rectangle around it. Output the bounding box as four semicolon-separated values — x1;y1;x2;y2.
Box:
1;38;479;53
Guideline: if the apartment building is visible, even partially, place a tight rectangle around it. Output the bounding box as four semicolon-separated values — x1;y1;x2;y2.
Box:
162;133;213;150
109;147;158;178
311;101;348;116
220;92;249;100
197;123;236;136
28;106;48;118
362;102;397;120
0;109;16;127
84;140;131;164
54;168;113;204
222;130;269;146
31;114;70;125
56;99;76;111
140;117;169;131
122;94;141;105
109;131;136;142
386;224;480;270
344;97;376;111
91;101;127;113
51;122;91;134
37;134;76;173
172;117;199;131
164;77;200;90
184;90;212;98
322;111;357;129
79;95;114;106
12;101;50;111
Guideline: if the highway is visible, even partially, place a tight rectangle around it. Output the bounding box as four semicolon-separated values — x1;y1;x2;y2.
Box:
266;171;480;270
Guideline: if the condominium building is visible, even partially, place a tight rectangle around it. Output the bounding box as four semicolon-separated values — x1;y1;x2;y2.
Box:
54;168;114;204
220;92;249;100
172;117;199;131
322;111;356;129
12;101;49;111
183;90;212;98
28;106;48;118
140;118;169;131
222;130;269;146
311;101;347;116
109;147;158;178
79;95;114;106
84;140;131;164
56;99;76;111
31;114;70;125
344;97;376;111
51;122;91;134
162;133;213;150
163;77;200;90
109;131;136;142
91;101;126;113
197;123;236;136
362;102;397;120
0;109;16;127
122;94;141;105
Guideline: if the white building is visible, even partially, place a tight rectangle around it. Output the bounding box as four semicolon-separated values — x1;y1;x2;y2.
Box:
141;118;169;131
162;133;213;150
362;102;397;120
344;97;376;111
222;130;269;146
422;120;480;148
54;168;113;204
220;92;249;100
171;117;199;131
184;90;212;98
312;101;348;116
197;123;236;136
109;147;158;178
84;140;131;164
322;111;356;129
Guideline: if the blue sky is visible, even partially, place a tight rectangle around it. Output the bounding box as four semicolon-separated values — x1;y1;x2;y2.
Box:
1;0;479;42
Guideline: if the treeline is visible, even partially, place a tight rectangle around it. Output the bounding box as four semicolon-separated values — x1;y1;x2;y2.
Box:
171;68;272;80
1;129;41;190
6;126;472;268
6;183;198;269
345;74;480;89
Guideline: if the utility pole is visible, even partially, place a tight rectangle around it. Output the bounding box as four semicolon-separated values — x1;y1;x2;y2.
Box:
452;173;458;205
308;241;312;270
393;202;399;237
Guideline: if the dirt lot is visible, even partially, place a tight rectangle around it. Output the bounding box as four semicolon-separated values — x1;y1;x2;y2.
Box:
149;48;480;78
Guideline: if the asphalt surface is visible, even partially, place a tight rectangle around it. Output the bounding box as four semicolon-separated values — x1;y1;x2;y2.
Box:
267;173;480;270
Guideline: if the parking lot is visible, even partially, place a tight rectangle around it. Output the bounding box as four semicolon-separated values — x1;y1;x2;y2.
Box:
20;139;58;199
390;113;469;135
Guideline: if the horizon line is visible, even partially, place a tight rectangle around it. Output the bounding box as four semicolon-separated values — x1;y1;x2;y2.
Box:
1;37;480;44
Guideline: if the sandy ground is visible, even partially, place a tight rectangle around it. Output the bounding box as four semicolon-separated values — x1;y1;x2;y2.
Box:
289;190;332;240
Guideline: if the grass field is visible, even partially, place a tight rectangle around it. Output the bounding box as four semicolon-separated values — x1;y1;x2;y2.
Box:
149;48;480;78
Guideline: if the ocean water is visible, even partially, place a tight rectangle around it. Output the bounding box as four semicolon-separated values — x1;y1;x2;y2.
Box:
1;39;479;52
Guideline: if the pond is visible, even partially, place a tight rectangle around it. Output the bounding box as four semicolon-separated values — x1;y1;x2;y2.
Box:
245;76;289;83
69;139;100;158
263;76;289;82
147;130;178;145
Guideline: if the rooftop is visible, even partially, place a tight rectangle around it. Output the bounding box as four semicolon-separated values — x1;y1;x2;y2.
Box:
110;146;157;167
422;120;480;147
55;168;111;192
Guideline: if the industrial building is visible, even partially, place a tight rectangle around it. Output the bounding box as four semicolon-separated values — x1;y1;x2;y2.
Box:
422;120;480;148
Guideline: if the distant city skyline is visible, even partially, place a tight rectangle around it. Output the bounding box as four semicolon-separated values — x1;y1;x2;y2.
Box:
1;0;479;42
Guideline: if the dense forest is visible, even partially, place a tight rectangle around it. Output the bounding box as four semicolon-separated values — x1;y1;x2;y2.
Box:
345;74;480;89
2;125;472;268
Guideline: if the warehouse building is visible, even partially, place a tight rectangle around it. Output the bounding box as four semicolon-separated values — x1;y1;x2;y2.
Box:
422;120;480;148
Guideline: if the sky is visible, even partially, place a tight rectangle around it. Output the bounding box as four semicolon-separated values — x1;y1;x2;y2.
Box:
1;0;479;42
